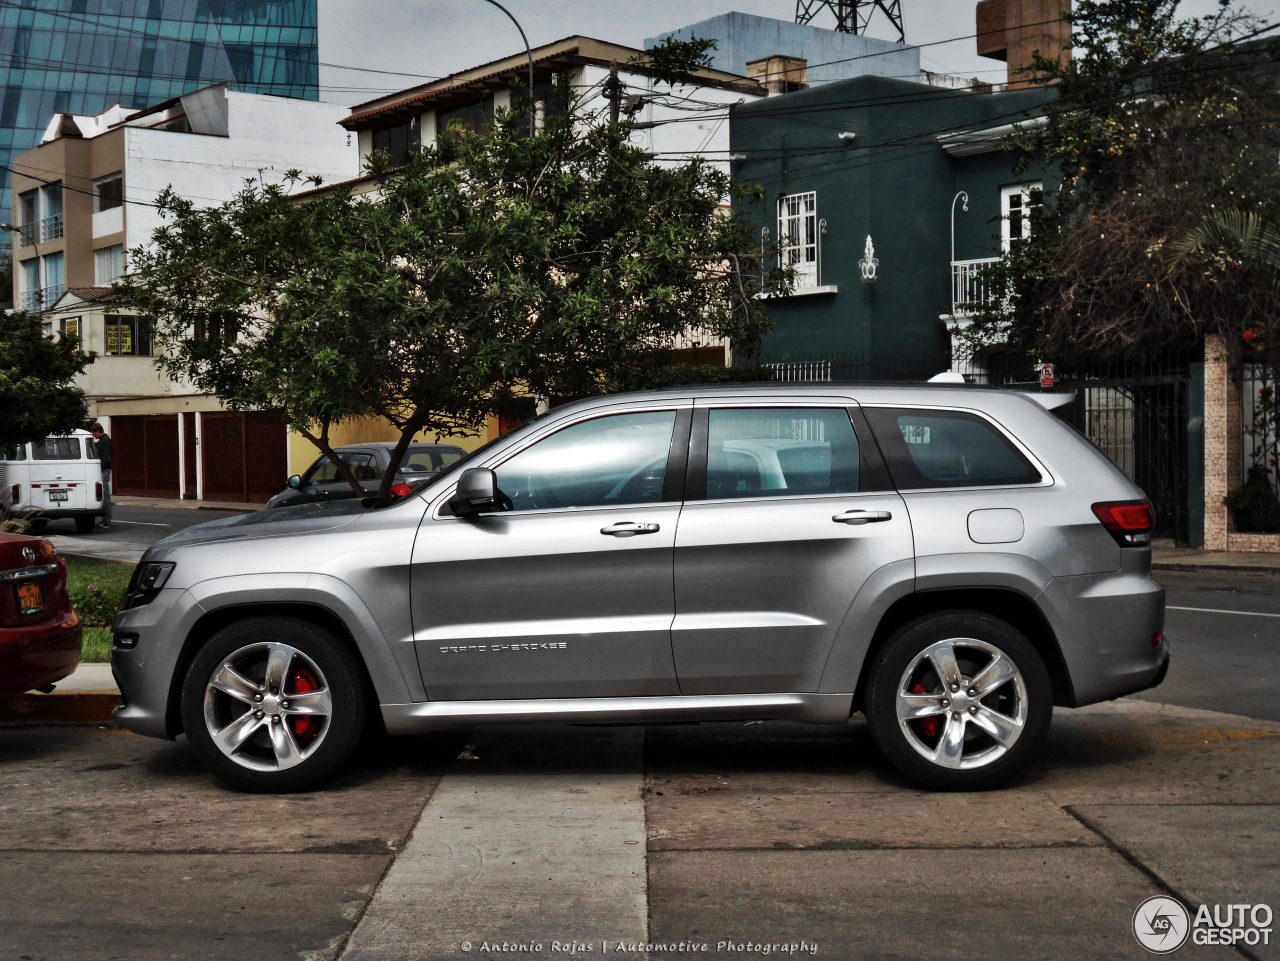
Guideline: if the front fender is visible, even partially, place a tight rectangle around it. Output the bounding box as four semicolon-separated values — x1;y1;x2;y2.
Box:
184;572;422;706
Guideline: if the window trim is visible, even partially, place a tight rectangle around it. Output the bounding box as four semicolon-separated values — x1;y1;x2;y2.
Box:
860;403;1053;491
93;243;125;284
103;314;153;357
777;190;820;289
94;172;124;213
1001;182;1042;252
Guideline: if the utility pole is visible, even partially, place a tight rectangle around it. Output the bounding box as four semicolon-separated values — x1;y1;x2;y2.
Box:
795;0;905;42
603;61;624;126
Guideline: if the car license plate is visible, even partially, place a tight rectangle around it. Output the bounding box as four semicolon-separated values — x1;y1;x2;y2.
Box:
47;489;69;502
16;582;43;615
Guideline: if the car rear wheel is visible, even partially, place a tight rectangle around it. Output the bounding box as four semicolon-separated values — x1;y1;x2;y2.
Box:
180;616;367;793
866;611;1052;790
74;516;94;533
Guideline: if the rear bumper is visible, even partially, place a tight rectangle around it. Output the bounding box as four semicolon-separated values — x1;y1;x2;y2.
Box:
0;609;83;697
13;506;103;521
1041;549;1167;706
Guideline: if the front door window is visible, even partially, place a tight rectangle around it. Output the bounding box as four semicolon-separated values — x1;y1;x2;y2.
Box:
494;409;677;511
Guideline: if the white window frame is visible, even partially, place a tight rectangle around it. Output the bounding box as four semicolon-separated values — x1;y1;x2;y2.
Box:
777;191;819;288
1001;182;1042;251
94;244;125;284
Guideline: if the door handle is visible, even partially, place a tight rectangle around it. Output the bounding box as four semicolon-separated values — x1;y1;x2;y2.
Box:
832;509;892;525
600;521;661;537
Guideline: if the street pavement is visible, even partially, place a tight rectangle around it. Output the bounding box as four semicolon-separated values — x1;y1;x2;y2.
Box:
1;701;1276;960
1;502;1277;960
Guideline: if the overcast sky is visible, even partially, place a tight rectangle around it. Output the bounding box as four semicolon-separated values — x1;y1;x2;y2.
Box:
316;0;1280;107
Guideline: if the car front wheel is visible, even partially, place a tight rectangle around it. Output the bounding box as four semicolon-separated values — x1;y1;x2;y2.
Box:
180;616;367;792
866;611;1052;790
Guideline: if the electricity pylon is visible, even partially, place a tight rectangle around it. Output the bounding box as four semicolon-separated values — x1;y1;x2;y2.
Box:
794;0;905;42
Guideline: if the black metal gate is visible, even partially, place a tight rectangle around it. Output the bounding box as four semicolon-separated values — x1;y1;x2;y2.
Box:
984;353;1193;544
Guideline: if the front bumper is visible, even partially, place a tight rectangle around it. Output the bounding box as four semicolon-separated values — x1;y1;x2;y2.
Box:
110;587;203;739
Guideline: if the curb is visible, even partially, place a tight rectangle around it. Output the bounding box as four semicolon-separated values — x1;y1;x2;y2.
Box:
0;692;119;725
1153;561;1280;575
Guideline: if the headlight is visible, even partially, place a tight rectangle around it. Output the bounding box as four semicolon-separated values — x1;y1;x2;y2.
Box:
124;561;175;608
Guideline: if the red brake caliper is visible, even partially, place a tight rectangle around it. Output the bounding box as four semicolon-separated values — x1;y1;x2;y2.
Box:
290;667;320;745
911;683;940;739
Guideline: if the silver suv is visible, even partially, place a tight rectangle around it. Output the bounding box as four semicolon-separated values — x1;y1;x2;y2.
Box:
111;385;1167;792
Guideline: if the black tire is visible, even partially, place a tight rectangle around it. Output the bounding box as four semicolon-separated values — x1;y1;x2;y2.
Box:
180;616;368;793
74;516;95;533
865;611;1052;791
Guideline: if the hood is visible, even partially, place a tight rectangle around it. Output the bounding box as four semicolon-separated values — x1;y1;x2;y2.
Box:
142;499;369;560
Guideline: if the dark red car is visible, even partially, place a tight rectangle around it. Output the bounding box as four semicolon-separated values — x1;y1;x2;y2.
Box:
0;532;81;697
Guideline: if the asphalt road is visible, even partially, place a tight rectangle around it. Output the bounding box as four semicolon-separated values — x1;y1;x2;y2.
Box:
1142;570;1280;722
34;502;252;552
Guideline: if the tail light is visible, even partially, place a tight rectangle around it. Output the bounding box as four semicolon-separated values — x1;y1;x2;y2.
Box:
95;482;103;501
10;483;17;502
1092;500;1154;547
389;483;413;498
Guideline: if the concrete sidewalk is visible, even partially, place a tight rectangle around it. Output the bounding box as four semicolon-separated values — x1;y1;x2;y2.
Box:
112;494;264;512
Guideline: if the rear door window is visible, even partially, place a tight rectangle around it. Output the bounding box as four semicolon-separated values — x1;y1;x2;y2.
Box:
865;407;1041;489
703;407;863;499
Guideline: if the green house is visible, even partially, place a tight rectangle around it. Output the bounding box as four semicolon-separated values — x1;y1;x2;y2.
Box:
730;74;1055;378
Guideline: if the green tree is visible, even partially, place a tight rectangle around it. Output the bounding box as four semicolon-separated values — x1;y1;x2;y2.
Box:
0;311;95;450
964;0;1280;357
118;86;785;496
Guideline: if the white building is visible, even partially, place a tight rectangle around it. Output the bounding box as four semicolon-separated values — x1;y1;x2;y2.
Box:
9;84;359;502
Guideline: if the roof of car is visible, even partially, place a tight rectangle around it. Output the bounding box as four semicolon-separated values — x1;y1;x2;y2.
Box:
331;441;466;452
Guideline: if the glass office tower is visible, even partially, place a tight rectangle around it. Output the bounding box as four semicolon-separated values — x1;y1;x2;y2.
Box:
0;0;319;212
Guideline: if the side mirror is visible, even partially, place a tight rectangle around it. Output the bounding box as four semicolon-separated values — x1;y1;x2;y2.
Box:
449;468;500;516
287;474;302;489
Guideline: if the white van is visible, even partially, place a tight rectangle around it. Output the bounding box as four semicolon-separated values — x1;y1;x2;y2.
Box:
0;429;106;532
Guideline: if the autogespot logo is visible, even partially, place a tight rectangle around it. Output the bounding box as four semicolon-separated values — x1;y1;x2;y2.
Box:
1133;896;1191;954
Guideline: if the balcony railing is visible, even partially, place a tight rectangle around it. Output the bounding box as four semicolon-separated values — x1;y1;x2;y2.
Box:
19;284;65;312
41;213;63;242
12;215;63;247
951;257;1000;316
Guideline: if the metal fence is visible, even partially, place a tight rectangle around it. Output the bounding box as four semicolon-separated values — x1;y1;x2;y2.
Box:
1239;360;1280;532
1242;362;1279;487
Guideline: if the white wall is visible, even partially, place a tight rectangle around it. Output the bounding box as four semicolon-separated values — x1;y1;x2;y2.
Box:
123;91;360;251
575;64;761;183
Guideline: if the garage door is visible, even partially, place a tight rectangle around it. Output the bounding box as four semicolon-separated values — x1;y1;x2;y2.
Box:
201;412;287;503
112;415;180;498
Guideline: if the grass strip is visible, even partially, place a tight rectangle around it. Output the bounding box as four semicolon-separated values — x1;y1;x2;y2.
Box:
63;556;132;664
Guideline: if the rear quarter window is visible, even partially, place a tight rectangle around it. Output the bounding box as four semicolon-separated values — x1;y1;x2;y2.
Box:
865;407;1041;489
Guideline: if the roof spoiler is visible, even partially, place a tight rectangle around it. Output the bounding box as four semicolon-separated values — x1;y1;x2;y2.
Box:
926;373;1075;411
1020;391;1075;411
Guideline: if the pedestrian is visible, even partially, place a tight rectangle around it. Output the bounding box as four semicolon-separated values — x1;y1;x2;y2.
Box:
89;422;113;529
